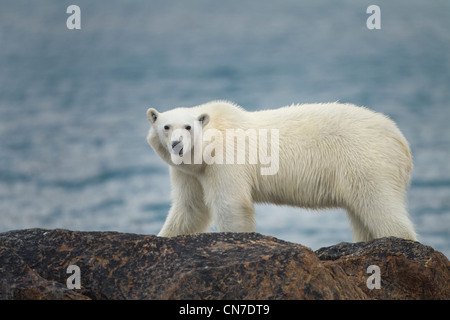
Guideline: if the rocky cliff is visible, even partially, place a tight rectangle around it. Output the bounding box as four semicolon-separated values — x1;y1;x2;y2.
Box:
0;229;448;299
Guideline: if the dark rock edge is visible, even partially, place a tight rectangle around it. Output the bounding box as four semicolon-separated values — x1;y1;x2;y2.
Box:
0;228;449;300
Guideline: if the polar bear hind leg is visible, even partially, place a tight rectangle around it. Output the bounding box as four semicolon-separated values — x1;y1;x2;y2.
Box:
346;192;417;242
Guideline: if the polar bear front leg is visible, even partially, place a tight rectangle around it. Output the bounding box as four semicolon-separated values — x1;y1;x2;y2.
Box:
203;175;256;233
158;168;212;237
212;199;256;233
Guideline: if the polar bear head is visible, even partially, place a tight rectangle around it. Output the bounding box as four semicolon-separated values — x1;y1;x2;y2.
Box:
146;107;209;162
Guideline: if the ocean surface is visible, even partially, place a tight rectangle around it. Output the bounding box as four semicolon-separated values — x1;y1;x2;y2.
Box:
0;0;449;257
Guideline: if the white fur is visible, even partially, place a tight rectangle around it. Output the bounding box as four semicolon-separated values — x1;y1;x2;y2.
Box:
146;100;417;241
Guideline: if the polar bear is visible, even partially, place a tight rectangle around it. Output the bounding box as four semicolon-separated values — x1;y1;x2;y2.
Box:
146;100;417;242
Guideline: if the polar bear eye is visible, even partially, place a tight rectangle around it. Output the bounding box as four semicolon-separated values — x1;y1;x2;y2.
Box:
185;125;191;131
163;125;170;130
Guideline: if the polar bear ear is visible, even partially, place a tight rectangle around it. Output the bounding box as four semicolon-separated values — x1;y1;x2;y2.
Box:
147;108;159;124
197;113;210;127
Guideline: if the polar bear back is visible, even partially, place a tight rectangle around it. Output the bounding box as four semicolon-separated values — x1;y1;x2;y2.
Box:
199;101;412;209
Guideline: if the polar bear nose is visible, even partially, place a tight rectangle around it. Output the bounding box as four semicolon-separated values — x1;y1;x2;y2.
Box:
172;140;183;149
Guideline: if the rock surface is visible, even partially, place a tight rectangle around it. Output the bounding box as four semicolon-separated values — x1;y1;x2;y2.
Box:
0;229;448;300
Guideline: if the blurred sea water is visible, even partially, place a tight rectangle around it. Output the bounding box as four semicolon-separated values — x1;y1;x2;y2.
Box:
0;0;449;257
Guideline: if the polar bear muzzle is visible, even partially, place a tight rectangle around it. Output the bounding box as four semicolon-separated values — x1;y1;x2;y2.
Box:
171;140;184;156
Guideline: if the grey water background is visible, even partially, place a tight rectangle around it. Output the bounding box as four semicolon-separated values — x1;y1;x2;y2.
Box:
1;0;449;257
